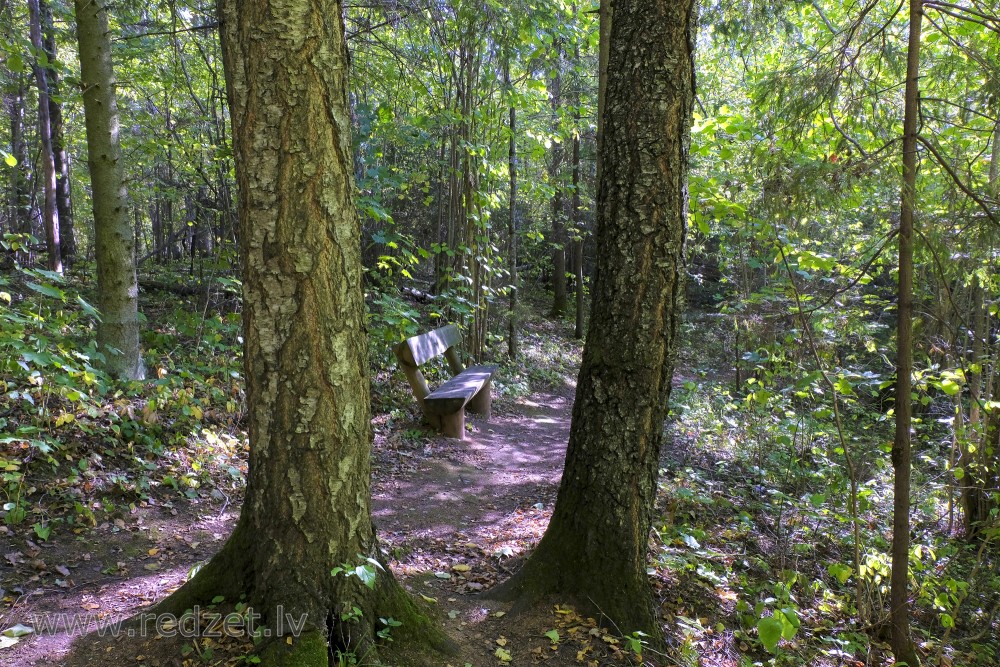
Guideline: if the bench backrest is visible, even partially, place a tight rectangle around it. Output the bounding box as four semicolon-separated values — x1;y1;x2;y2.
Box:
393;324;466;405
394;324;462;366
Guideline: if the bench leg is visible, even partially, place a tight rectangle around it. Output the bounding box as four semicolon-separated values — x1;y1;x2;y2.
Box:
466;378;492;420
440;410;465;440
424;413;442;432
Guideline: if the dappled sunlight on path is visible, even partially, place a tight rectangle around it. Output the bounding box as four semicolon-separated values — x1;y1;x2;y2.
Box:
372;389;573;544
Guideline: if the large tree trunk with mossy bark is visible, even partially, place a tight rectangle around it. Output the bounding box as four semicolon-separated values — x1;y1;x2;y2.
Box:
489;0;695;640
154;2;452;664
75;0;145;380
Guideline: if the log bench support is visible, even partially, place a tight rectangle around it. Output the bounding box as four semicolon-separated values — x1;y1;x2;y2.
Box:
393;324;497;440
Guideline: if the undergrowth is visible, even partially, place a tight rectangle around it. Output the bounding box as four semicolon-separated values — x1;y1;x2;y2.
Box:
654;312;1000;666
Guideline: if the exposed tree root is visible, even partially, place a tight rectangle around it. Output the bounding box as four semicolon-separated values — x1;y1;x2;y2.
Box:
129;520;455;666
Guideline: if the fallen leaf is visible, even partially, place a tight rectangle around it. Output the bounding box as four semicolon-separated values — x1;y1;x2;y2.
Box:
148;548;159;557
496;636;508;647
55;565;71;577
495;648;511;663
451;564;471;572
2;624;34;638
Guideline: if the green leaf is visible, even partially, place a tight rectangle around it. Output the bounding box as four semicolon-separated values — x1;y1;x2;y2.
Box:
32;522;51;541
544;630;559;643
778;608;800;640
939;378;961;396
26;281;65;300
77;296;101;319
354;564;378;588
827;562;852;584
757;615;783;653
4;154;15;167
495;648;512;663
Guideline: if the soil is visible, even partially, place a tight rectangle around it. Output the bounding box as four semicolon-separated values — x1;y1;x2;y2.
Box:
1;378;652;667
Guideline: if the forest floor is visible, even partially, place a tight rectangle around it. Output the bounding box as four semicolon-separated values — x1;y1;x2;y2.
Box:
1;316;674;667
2;285;996;667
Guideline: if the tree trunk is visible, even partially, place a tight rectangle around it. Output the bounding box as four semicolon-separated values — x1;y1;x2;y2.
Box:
960;278;987;536
571;29;585;340
491;0;695;638
890;1;922;664
29;0;61;273
506;58;519;360
550;39;567;317
42;0;75;264
75;0;144;380
155;3;451;663
5;80;30;249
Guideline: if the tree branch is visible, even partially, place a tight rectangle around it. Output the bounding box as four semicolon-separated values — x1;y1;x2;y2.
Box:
916;134;998;225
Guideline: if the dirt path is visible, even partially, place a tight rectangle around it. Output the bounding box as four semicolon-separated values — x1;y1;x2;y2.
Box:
374;388;573;544
2;384;580;666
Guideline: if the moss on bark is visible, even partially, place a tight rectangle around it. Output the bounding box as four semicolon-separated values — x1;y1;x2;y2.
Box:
260;629;329;667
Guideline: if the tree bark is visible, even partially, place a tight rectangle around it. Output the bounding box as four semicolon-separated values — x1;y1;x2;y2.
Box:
505;58;519;361
5;79;30;249
75;0;145;380
42;0;75;264
571;29;585;340
491;0;695;638
890;0;922;665
155;2;451;663
549;39;567;317
29;0;61;273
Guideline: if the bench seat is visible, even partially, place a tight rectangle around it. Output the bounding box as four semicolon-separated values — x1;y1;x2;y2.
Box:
393;325;497;440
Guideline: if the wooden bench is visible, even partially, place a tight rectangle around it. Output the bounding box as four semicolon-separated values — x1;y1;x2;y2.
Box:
393;324;497;440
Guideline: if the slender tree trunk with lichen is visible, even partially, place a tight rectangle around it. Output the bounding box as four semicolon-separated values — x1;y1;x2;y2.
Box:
490;0;695;639
75;0;144;380
42;0;75;264
153;2;451;664
890;0;922;664
29;0;61;273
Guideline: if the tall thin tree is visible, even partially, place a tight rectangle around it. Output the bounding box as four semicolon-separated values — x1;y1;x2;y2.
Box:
890;0;923;664
75;0;144;379
28;0;61;273
42;0;75;263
